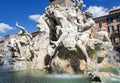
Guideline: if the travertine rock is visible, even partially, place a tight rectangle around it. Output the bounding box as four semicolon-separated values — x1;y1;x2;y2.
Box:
4;1;119;79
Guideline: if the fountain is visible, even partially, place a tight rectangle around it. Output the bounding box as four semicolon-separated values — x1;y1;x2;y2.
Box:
0;0;120;82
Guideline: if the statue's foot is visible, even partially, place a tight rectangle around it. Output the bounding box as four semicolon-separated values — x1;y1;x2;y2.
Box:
50;40;59;47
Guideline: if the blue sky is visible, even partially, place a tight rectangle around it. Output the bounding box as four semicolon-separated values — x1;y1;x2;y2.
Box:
0;0;120;38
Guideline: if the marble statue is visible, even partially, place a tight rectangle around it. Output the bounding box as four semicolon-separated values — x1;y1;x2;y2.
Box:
16;23;33;60
94;27;110;42
74;12;95;69
94;27;113;51
50;9;78;50
4;0;119;81
72;0;83;7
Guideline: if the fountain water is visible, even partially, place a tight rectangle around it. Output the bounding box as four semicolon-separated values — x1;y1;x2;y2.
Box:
0;0;120;82
107;51;120;74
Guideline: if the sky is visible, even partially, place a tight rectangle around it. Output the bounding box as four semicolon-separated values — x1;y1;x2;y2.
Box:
0;0;120;38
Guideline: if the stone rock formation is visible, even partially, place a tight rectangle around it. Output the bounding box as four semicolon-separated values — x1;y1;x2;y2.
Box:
2;0;119;81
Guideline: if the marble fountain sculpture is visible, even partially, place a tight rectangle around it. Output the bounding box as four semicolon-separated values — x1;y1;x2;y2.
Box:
1;0;120;82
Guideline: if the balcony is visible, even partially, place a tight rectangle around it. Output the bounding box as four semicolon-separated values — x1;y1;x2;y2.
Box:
110;31;120;37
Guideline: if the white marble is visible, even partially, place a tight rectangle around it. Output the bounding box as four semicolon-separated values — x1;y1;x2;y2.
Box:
5;1;118;77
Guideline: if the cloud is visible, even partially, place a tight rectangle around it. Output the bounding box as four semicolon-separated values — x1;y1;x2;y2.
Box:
0;23;13;33
29;14;41;21
110;6;120;11
86;6;109;18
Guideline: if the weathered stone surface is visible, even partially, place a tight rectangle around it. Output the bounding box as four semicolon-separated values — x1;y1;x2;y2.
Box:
49;0;74;7
2;1;119;81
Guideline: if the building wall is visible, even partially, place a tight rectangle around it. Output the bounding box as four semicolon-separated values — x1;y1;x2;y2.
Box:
93;16;108;35
0;40;5;55
4;34;19;41
109;9;120;14
93;9;120;51
1;34;19;56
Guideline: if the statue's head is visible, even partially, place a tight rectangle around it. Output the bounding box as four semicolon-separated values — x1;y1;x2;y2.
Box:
85;12;93;18
36;18;45;32
46;6;54;16
36;15;50;33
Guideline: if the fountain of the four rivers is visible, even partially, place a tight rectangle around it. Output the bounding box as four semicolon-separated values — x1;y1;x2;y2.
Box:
0;0;120;83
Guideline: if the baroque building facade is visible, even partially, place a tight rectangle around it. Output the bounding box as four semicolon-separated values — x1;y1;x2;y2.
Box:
0;34;19;55
0;39;5;55
93;8;120;52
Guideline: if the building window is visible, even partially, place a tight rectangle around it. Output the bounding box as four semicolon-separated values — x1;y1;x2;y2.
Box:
115;38;120;44
111;37;115;44
108;26;114;32
117;24;120;32
107;17;113;23
98;22;102;28
117;16;120;22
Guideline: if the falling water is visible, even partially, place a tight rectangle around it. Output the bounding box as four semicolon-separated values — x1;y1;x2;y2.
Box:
0;70;120;83
0;56;14;72
107;51;120;75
